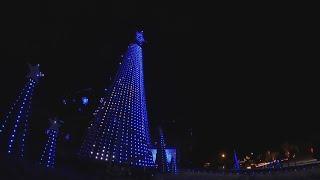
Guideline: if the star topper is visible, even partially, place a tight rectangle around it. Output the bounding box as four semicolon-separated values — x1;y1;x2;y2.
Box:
26;63;44;81
48;117;64;131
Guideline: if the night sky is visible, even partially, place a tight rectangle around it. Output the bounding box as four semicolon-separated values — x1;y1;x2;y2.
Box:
0;2;318;165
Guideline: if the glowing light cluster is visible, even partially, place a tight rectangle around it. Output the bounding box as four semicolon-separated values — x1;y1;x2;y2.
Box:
82;97;89;106
40;129;58;168
0;64;43;159
234;150;240;171
40;118;62;168
156;128;169;173
151;148;178;174
169;156;177;174
79;31;154;167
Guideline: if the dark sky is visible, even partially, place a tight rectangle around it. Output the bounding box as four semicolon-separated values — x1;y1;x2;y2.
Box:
0;2;318;164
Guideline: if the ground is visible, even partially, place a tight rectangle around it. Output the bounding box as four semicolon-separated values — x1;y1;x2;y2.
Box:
155;168;320;180
1;158;319;180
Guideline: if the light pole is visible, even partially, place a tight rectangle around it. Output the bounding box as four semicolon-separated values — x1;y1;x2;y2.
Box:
220;153;226;170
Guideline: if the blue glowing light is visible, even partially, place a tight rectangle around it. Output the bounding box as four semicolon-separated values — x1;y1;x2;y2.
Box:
169;156;177;174
0;64;43;159
81;97;89;106
40;118;62;168
151;148;177;164
155;128;169;173
234;150;240;171
40;129;58;168
79;31;154;168
151;147;177;174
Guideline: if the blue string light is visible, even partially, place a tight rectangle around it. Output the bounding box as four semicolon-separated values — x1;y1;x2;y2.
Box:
40;130;58;168
40;118;62;168
156;127;169;173
169;156;177;174
79;31;154;167
234;150;240;171
0;64;43;159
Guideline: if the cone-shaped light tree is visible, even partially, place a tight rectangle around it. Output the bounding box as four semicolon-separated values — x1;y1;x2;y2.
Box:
233;150;240;171
0;64;44;159
155;127;169;173
79;31;154;167
169;156;177;174
40;117;63;168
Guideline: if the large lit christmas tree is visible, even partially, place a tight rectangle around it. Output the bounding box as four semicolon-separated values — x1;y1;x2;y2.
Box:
0;64;44;159
40;117;63;168
155;127;169;173
79;31;154;167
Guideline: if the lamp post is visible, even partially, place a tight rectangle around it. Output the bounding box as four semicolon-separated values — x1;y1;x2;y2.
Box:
220;153;226;170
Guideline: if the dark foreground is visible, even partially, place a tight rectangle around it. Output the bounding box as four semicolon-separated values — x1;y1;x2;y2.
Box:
156;169;320;180
1;158;320;180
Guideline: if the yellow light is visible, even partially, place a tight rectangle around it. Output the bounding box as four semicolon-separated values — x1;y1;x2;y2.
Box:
221;153;226;158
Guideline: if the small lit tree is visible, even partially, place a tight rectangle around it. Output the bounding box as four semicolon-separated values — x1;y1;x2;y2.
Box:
0;64;44;159
233;150;240;171
169;156;177;174
40;117;63;168
155;127;169;173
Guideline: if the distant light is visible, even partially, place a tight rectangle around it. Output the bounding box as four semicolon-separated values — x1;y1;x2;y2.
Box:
82;97;89;105
221;153;226;158
62;99;67;105
65;134;70;141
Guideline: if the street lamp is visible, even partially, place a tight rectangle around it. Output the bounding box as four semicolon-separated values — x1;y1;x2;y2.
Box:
220;153;226;170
